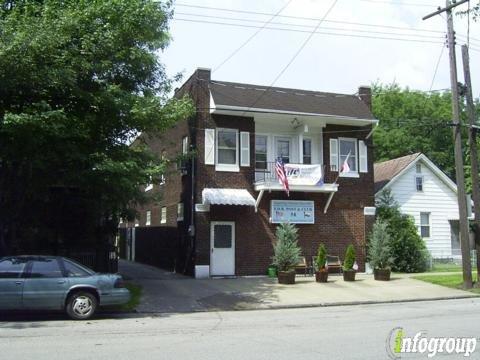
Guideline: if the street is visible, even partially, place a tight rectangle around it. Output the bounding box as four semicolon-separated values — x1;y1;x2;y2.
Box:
1;298;480;360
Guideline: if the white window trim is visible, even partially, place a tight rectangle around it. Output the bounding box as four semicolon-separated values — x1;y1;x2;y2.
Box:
177;203;184;221
302;137;312;165
161;207;167;224
420;212;431;238
415;175;424;192
338;137;359;178
255;134;268;170
146;211;151;226
215;128;239;172
182;136;189;155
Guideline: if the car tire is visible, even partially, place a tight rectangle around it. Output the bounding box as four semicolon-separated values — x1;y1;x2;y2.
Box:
66;291;98;320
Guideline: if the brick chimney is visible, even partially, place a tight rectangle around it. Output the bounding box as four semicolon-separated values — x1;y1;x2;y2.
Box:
358;86;372;111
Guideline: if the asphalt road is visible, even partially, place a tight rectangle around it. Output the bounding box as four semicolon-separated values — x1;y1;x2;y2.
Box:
1;298;480;360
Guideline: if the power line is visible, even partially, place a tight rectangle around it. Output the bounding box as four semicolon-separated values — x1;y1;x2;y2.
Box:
428;43;446;92
244;0;340;113
356;0;435;7
175;12;446;40
212;0;293;73
174;18;445;45
175;3;447;34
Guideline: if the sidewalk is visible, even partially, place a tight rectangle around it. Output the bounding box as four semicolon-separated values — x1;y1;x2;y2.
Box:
119;260;478;314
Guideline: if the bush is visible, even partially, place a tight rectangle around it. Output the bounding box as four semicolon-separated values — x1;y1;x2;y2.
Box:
315;243;327;271
376;189;430;273
368;219;394;270
343;244;356;271
272;223;301;272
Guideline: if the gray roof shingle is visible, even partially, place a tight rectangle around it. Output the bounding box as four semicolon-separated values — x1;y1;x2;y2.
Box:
374;153;422;193
209;80;375;120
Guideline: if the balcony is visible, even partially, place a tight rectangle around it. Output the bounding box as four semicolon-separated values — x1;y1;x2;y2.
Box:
253;162;338;193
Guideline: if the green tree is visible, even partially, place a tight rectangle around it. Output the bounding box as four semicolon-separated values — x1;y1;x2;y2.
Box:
0;0;194;255
272;223;301;272
343;244;356;271
372;83;459;179
368;219;393;270
376;189;430;272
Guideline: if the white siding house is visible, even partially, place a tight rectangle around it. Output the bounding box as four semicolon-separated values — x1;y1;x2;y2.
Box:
374;153;471;259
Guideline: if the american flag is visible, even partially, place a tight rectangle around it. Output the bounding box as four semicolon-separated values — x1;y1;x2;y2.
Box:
340;151;351;173
275;158;290;196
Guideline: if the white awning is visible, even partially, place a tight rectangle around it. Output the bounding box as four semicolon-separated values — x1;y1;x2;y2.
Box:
202;188;256;207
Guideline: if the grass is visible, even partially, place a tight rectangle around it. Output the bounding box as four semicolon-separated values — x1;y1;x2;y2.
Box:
429;263;464;273
120;283;142;311
413;273;480;295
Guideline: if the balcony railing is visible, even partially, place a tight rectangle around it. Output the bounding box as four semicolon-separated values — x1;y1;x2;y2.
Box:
254;162;339;186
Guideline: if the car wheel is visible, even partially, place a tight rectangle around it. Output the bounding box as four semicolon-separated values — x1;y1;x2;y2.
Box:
66;291;98;320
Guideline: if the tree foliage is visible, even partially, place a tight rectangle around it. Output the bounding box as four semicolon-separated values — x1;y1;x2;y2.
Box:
0;0;194;256
315;243;327;271
376;189;430;273
368;219;394;270
272;223;301;272
343;244;356;271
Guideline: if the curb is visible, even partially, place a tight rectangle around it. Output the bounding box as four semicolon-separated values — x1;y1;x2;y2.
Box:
125;294;479;316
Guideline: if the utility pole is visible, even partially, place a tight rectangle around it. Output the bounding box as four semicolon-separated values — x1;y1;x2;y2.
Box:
462;44;480;285
424;0;472;289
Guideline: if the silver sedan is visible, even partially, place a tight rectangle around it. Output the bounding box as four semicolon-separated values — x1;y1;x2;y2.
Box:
0;255;130;320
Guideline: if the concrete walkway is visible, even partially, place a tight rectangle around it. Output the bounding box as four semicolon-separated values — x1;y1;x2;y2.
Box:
119;260;478;314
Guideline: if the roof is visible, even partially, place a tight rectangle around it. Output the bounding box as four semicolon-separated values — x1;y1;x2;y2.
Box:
209;80;375;120
374;153;457;194
202;188;256;207
374;153;421;193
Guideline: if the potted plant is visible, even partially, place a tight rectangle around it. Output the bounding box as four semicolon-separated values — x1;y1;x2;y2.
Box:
272;223;301;284
314;243;328;283
343;244;356;281
368;219;394;281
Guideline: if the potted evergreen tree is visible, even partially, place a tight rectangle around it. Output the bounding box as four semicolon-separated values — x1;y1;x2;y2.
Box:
368;220;394;281
272;223;301;284
314;243;328;283
343;244;356;281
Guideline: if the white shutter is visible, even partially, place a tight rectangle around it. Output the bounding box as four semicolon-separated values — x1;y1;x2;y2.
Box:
204;129;215;165
359;140;368;173
329;138;338;171
240;131;250;167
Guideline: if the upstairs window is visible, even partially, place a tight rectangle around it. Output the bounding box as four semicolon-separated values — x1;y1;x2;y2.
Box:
161;207;167;224
339;138;357;173
182;136;189;155
216;128;238;170
415;176;424;191
146;211;151;226
420;212;430;238
177;203;184;221
303;139;312;164
255;135;267;170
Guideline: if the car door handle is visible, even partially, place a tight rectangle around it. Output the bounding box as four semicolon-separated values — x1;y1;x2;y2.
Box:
15;281;22;285
57;280;66;284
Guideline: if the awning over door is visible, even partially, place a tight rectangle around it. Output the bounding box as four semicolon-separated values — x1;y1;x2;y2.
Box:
202;188;256;207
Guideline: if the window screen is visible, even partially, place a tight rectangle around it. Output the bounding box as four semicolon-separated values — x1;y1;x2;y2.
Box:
214;225;232;248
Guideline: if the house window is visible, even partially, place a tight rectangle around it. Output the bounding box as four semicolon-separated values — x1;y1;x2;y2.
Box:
177;203;184;221
339;138;357;173
182;136;189;155
161;207;167;224
255;135;267;170
146;211;151;226
416;163;422;173
216;129;238;170
145;176;153;192
420;212;430;238
415;175;423;191
303;139;312;164
276;138;290;163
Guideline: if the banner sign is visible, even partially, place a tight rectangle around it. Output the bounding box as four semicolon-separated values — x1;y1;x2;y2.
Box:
271;200;315;224
283;164;323;186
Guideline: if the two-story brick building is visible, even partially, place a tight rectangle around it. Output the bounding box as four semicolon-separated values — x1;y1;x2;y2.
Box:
125;68;378;278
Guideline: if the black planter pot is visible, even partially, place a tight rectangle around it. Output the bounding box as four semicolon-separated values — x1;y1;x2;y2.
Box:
278;270;296;284
374;268;391;281
343;270;356;281
315;270;329;283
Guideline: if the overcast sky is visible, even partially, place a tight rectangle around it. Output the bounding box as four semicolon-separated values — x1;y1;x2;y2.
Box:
162;0;480;97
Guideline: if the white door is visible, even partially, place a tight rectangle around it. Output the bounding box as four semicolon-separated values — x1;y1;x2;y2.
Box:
275;137;291;163
210;222;235;276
